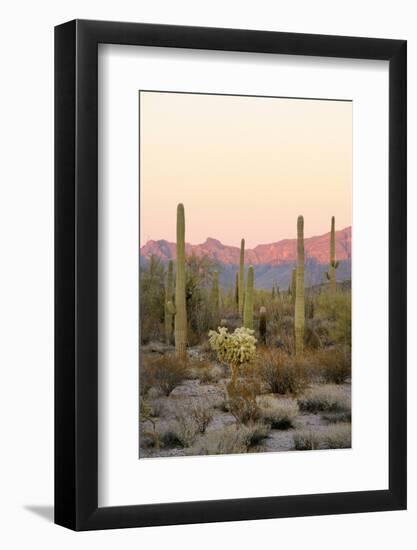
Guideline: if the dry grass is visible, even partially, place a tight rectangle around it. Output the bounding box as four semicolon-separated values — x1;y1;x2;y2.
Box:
297;385;351;414
293;423;351;450
257;396;299;430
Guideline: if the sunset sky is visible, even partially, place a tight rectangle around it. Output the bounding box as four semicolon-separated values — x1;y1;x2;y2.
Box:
140;91;352;249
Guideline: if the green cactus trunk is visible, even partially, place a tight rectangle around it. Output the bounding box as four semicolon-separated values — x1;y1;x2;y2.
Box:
291;267;297;304
243;265;254;329
238;238;245;318
259;306;267;344
164;260;174;344
211;270;220;325
295;216;305;355
175;204;187;360
329;216;336;293
235;271;239;308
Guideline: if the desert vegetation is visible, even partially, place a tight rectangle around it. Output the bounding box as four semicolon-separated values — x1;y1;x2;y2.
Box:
139;204;351;458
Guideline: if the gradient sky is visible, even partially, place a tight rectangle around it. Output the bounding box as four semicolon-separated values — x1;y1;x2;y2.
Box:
140;91;352;248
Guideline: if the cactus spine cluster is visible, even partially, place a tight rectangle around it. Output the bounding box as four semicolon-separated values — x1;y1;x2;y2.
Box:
243;265;254;329
175;203;187;360
295;216;305;355
164;260;174;344
238;238;245;317
259;306;267;344
211;270;220;323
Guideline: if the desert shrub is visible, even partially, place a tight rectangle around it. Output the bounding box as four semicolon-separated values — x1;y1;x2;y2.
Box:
254;349;306;395
140;353;188;396
188;398;213;433
140;256;166;344
158;411;200;448
187;358;224;384
298;385;351;414
321;411;352;424
318;347;351;384
292;423;351;450
257;396;299;430
316;292;351;347
190;423;270;455
293;423;351;450
139;398;160;449
225;378;262;425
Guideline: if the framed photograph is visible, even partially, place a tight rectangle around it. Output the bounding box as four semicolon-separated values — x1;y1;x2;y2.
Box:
55;20;407;530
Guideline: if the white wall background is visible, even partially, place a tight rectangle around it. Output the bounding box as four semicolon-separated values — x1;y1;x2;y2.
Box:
0;0;414;548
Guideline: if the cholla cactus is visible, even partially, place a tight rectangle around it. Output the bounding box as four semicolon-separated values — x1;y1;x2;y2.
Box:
208;326;257;385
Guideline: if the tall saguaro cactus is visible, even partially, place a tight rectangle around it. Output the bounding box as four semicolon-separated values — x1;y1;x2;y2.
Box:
175;203;187;360
291;267;297;303
164;260;174;344
328;216;339;293
243;265;254;329
239;238;245;318
295;216;305;355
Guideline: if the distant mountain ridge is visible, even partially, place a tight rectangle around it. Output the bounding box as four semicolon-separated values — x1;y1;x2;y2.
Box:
141;226;351;266
140;227;352;290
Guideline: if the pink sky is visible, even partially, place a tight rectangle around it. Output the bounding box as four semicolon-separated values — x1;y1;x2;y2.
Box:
140;91;352;248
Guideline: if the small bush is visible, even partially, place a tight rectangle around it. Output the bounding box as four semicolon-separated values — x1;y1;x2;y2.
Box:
304;347;351;384
255;349;306;395
188;398;213;433
321;411;352;424
293;423;351;450
190;423;270;455
257;396;299;430
140;353;188;396
187;359;224;384
298;385;351;414
226;378;262;425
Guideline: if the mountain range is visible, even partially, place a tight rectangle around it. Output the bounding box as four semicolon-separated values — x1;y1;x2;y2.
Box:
140;226;352;290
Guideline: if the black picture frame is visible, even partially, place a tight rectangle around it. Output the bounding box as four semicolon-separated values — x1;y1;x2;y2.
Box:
55;19;407;531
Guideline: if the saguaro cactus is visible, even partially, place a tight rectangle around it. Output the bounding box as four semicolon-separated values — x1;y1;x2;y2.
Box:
327;216;339;293
243;265;254;329
164;260;174;344
175;203;187;360
239;238;245;317
291;267;297;303
211;270;220;323
235;272;239;308
295;216;305;355
259;306;267;344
